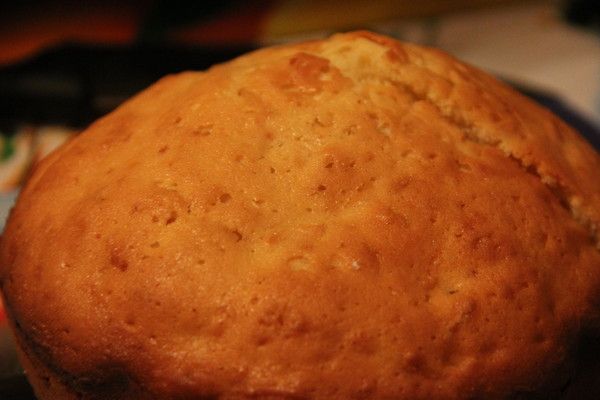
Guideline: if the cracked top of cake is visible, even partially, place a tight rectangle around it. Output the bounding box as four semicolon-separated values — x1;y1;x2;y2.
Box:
1;31;600;399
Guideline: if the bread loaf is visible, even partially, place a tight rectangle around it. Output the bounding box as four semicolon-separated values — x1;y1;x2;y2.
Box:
2;31;600;399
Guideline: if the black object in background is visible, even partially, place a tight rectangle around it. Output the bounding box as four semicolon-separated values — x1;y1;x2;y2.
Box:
0;375;35;400
564;0;600;32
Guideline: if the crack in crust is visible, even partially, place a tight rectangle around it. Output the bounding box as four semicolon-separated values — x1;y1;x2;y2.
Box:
423;95;599;249
372;76;600;250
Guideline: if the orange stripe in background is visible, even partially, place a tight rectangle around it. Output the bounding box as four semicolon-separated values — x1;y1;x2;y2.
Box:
0;1;147;65
0;296;5;323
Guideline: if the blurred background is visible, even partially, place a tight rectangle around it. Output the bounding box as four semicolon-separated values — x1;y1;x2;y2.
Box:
0;0;599;398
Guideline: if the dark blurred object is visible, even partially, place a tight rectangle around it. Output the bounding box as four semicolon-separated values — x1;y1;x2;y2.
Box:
138;0;267;44
0;375;35;400
0;319;34;399
0;325;20;378
562;334;600;399
564;0;600;32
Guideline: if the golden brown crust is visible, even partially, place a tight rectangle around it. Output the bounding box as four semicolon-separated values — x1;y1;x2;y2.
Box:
2;31;600;399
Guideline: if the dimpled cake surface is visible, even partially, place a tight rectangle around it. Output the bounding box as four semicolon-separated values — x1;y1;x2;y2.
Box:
2;31;600;399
